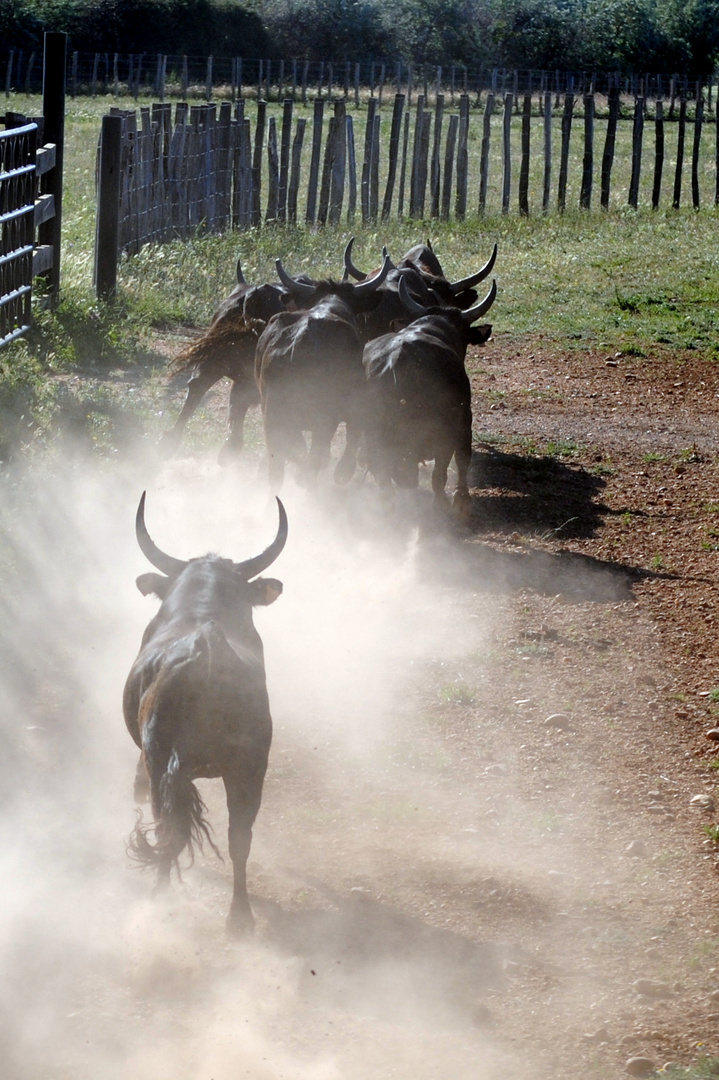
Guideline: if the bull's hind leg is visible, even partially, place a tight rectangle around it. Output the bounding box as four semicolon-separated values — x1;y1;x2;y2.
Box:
451;427;473;518
218;377;260;466
159;363;225;455
223;769;266;936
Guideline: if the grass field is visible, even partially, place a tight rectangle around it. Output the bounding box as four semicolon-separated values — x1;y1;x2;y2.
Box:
1;90;719;459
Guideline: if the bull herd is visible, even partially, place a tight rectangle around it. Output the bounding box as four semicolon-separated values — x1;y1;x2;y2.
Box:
123;239;498;934
162;238;498;512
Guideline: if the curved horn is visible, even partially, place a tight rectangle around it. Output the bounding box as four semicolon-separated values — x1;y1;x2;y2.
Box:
353;252;391;294
462;279;497;322
343;237;365;281
236;498;288;580
135;492;188;577
236;256;246;285
398;273;429;316
450;243;498;294
275;259;316;301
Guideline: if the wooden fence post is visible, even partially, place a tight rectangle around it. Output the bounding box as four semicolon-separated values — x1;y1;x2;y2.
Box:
672;96;686;208
455;93;469;220
306;98;325;223
39;32;66;304
94;113;123;299
346;114;357;220
501;92;513;214
287;117;306;223
519;92;531;215
557;93;574;212
252;99;266;226
430;94;444;218
691;96;704;209
580;93;594;209
361;96;377;222
628;97;644;208
265;117;279;220
478;92;495;214
600;87;619;208
278;98;293;221
441;113;458;220
652;99;664;209
542;90;552;212
381;93;404;220
329;100;347;224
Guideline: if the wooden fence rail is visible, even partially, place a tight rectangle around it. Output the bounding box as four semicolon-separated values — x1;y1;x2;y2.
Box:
95;89;719;295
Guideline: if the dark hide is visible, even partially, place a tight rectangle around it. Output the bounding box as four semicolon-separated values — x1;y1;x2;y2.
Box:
123;498;287;935
161;279;289;464
255;281;385;490
362;308;493;514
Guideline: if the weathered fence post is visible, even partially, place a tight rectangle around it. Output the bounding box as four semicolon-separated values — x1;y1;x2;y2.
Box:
361;96;377;222
329;100;347;224
306;98;325;224
278;98;293;221
580;93;594;208
381;93;405;220
94;113;123;299
39;31;66;304
557;92;574;212
430;93;444;218
346;114;357;220
652;99;664;209
542;90;552;212
601;87;619;208
287;117;306;223
478;92;495;214
672;96;686;208
441;113;458;220
519;92;531;215
628;97;644;208
455;93;469;219
252;99;266;225
691;96;704;209
501;92;513;214
265;117;279;220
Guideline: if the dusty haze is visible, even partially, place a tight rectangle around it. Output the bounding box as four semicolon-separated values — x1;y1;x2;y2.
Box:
0;442;669;1080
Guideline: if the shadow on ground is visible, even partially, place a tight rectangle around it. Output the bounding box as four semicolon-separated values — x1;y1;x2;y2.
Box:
469;445;612;540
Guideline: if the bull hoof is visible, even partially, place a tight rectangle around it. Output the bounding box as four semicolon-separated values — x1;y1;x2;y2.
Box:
225;907;255;938
333;458;355;484
218;441;243;467
452;491;472;520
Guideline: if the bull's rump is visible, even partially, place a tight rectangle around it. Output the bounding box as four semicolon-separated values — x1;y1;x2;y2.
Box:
124;622;272;777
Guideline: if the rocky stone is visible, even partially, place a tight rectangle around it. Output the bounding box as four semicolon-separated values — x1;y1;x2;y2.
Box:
632;979;674;998
543;712;572;730
625;1057;656;1077
626;840;646;857
690;794;716;811
705;729;719;742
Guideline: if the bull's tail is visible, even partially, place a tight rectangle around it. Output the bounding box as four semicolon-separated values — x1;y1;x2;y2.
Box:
129;749;220;873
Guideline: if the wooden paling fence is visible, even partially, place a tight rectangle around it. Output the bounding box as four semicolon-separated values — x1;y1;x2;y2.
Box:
95;89;719;296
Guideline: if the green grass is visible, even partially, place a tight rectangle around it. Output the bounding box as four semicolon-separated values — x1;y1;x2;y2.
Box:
2;90;719;457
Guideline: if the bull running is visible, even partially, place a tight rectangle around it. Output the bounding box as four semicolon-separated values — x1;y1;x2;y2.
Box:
123;493;287;935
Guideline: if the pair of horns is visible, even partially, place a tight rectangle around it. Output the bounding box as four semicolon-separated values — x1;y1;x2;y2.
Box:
397;273;497;321
135;493;288;580
276;252;391;300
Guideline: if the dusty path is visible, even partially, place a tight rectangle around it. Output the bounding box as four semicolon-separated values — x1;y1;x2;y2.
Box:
4;337;719;1080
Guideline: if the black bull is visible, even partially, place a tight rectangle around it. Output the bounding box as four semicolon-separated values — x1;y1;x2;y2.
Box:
123;494;287;935
361;277;497;512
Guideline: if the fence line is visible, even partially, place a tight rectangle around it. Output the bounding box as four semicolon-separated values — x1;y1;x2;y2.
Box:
95;89;719;295
3;47;716;112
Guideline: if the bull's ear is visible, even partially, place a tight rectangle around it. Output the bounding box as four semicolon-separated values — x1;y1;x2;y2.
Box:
247;577;283;606
136;572;170;598
469;323;492;345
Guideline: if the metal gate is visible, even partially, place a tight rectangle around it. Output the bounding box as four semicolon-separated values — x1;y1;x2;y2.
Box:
0;121;38;347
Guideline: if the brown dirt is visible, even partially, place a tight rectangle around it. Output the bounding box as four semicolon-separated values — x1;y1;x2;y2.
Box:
124;337;719;1080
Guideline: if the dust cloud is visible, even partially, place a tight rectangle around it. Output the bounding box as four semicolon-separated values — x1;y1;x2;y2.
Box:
0;439;601;1080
